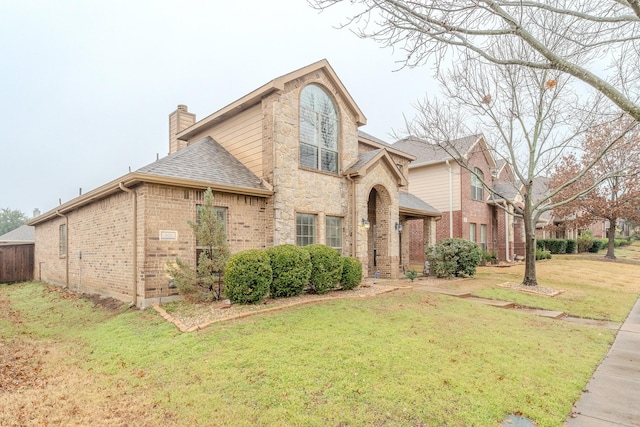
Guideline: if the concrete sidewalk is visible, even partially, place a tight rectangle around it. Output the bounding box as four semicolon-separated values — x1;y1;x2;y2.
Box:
566;297;640;426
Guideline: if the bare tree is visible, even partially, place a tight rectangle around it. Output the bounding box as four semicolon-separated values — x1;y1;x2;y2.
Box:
550;116;640;259
309;0;640;120
405;58;624;286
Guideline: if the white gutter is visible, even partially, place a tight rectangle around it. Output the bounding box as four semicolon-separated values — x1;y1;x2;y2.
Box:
504;207;511;262
445;160;453;238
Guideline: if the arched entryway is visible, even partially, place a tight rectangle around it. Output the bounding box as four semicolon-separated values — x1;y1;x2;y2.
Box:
366;185;393;278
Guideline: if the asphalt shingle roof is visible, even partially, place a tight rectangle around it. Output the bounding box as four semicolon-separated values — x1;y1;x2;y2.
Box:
137;137;267;191
399;192;440;216
393;134;481;165
0;225;35;242
344;149;384;174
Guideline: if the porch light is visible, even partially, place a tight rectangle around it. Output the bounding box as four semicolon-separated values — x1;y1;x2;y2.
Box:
361;218;370;230
395;222;403;233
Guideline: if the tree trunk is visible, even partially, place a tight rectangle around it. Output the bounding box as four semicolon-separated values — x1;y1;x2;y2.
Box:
605;219;617;259
522;204;538;286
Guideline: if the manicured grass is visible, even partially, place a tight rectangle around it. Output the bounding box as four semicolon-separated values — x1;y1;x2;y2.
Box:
2;253;636;426
472;249;640;322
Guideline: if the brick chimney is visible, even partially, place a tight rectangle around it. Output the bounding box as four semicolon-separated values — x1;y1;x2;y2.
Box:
169;105;196;154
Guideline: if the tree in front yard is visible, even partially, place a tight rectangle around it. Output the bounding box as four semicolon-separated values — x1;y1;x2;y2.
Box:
550;116;640;259
167;188;230;301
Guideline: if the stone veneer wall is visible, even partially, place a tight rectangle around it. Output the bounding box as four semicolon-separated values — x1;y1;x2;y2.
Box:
266;69;359;251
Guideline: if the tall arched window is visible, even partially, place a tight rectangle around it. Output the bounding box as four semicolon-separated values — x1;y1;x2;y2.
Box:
471;167;484;200
299;84;339;173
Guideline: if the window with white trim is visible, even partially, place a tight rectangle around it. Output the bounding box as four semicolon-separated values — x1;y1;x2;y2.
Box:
469;223;477;243
300;84;339;173
325;216;343;252
471;167;484;201
480;224;487;250
296;213;317;246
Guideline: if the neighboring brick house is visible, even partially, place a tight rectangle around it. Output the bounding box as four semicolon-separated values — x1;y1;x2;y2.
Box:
393;134;525;264
29;60;439;307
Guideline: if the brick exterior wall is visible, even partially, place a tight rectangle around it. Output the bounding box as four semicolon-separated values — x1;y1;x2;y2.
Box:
34;183;268;308
34;191;135;300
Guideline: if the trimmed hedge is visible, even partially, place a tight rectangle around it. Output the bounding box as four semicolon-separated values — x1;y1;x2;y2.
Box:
589;239;606;253
340;257;363;290
224;249;272;304
305;244;343;294
267;244;311;298
565;239;576;254
426;238;482;278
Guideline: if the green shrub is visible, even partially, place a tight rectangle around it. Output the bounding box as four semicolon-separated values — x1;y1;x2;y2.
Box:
589;239;606;253
576;234;593;253
536;239;545;250
565;239;577;254
224;249;272;304
545;239;567;254
340;257;363;290
426;238;483;278
405;269;418;282
266;245;311;298
305;244;343;294
614;238;630;247
536;249;552;260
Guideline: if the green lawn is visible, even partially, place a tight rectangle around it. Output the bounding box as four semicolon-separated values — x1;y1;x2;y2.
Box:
2;252;638;426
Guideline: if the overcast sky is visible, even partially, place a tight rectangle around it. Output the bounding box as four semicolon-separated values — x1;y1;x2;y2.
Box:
0;1;439;217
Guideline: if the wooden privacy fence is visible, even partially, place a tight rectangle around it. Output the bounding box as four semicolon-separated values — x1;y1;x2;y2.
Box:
0;244;34;283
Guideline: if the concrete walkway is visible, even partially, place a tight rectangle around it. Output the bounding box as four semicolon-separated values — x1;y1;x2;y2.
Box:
565;297;640;426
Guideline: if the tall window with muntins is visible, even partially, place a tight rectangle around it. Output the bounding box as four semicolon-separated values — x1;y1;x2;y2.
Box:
300;84;339;173
471;167;484;200
325;216;343;253
480;224;487;250
59;223;67;257
296;213;317;246
469;223;477;243
196;205;228;263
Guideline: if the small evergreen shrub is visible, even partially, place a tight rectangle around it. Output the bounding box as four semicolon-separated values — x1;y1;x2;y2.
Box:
340;257;363;290
589;239;606;253
224;249;272;304
536;249;552;260
615;238;630;247
426;238;483;278
536;239;545;250
565;239;577;254
305;244;343;294
267;244;311;298
405;269;418;282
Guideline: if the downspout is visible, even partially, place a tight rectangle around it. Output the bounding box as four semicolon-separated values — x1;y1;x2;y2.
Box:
346;174;357;258
504;204;511;262
445;160;453;238
55;210;69;287
119;183;138;306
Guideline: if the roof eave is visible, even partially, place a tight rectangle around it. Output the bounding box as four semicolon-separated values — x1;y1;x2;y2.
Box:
29;172;272;226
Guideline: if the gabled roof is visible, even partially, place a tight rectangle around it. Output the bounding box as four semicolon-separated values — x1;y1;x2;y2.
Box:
358;131;415;161
137;137;267;191
393;134;496;169
178;59;367;141
490;181;522;204
30;138;272;226
0;224;35;244
344;149;407;187
399;192;441;217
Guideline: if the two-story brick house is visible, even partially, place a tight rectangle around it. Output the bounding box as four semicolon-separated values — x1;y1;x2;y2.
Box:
394;134;524;264
29;60;439;307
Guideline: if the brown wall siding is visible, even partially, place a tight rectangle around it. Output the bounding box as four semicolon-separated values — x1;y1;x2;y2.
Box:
189;105;264;177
